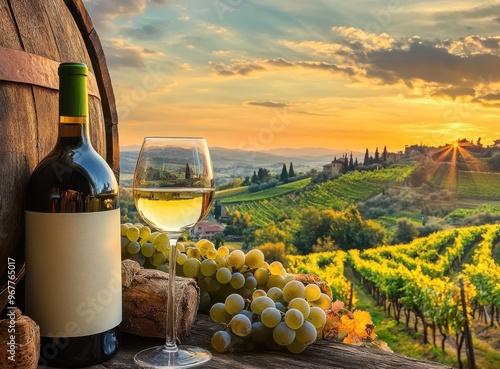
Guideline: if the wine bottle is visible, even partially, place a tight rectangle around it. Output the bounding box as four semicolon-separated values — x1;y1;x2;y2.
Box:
25;63;121;367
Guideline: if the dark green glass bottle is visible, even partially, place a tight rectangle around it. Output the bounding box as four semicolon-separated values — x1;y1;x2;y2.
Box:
25;63;121;367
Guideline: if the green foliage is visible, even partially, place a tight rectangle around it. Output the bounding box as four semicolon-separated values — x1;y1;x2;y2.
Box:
255;242;288;266
293;205;387;254
392;218;420;244
223;210;253;236
489;152;500;172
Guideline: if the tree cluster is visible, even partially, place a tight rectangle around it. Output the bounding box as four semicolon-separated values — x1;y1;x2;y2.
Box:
362;146;388;166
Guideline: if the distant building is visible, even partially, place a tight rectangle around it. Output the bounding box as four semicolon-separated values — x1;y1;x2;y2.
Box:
386;152;403;162
190;221;225;240
493;139;500;148
322;159;345;175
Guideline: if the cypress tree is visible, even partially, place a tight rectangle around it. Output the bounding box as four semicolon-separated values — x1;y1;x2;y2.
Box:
251;171;259;183
280;163;288;182
349;152;354;171
374;147;380;163
289;162;295;177
363;149;369;166
382;146;388;162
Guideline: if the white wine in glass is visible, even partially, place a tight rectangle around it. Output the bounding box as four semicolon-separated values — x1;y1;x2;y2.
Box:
133;138;215;368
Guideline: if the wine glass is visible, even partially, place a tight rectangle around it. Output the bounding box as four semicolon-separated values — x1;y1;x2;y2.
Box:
133;137;215;368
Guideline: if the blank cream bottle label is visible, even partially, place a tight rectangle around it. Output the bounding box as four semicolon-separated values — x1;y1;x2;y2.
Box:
25;209;122;337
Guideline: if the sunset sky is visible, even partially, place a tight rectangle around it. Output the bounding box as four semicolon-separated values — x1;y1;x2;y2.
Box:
83;0;500;153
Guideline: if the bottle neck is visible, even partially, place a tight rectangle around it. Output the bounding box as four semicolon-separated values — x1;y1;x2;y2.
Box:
57;117;90;148
57;70;90;148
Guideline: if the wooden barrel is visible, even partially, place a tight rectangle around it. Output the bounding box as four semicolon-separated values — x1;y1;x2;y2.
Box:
0;0;119;311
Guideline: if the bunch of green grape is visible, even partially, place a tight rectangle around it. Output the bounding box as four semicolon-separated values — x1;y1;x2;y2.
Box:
210;278;330;354
120;223;172;271
121;222;318;313
121;222;332;353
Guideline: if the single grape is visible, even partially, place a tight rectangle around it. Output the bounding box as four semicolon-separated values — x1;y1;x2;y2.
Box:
139;226;151;240
229;272;245;289
260;307;282;328
128;252;145;266
120;224;129;236
215;256;228;269
210;302;232;324
225;293;245;315
200;258;217;277
196;239;215;257
284;308;304;330
307;306;327;329
309;293;332;310
244;275;258;290
266;274;285;290
186;247;201;259
229;314;252;337
253;267;269;286
217;246;229;257
251;321;271;344
121;236;129;252
252;289;267;299
274;301;286;313
240;309;254;321
127;241;141;255
206;248;218;260
215;267;232;284
304;283;322;302
141;242;155;258
211;330;232;353
227;250;245;269
245;249;265;269
267;286;283;302
269;261;284;276
156;264;169;273
150;251;167;266
176;242;185;253
287;340;307;354
282;280;305;302
126;226;140;242
295;321;317;345
152;233;169;252
183;258;201;277
288;297;310;319
176;253;188;265
273;321;296;346
250;296;275;315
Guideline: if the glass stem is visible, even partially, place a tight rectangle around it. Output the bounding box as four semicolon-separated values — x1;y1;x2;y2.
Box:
165;236;178;352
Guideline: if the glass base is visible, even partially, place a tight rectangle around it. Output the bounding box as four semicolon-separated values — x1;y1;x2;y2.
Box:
134;345;212;368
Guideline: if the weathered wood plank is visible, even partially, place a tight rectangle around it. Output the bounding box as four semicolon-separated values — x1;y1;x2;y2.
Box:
8;0;59;60
67;314;453;369
0;0;22;49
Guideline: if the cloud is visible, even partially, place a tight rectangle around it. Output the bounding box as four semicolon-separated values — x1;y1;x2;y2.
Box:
121;23;165;40
210;26;500;105
243;101;331;116
83;0;170;31
103;38;165;69
245;101;289;108
210;58;354;77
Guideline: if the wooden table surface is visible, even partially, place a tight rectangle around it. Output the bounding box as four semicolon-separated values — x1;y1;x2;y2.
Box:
39;314;454;369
